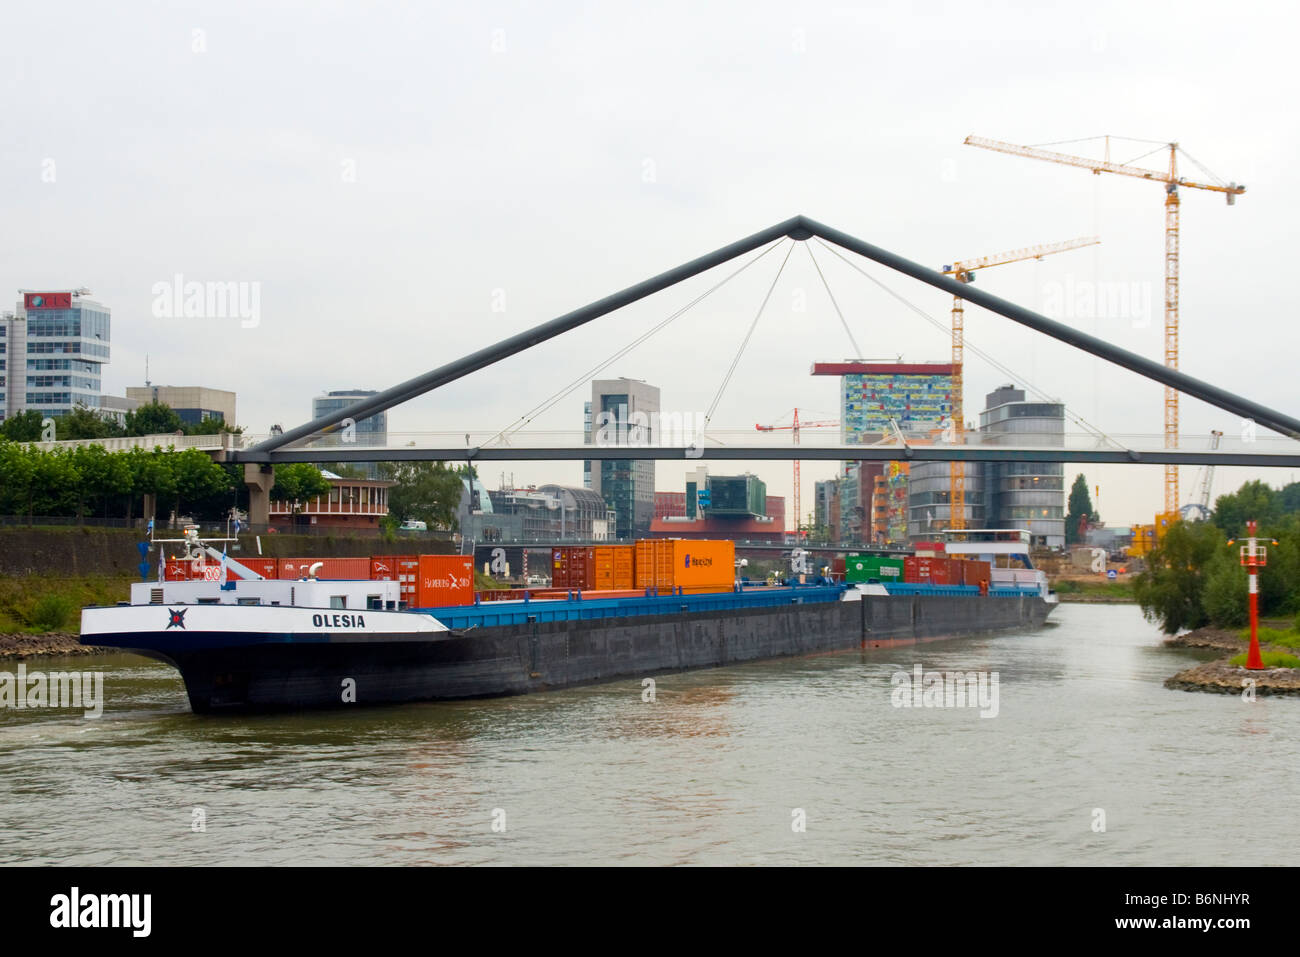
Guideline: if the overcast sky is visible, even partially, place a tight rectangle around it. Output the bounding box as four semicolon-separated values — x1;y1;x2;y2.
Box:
4;1;1296;527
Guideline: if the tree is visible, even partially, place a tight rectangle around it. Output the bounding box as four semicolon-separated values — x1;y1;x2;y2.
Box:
124;401;183;437
71;444;133;519
380;461;463;530
1132;519;1224;634
1065;474;1096;545
57;404;122;440
0;441;37;516
171;448;234;517
1211;479;1279;537
127;447;178;523
271;464;332;509
1280;481;1300;515
0;410;47;442
1201;549;1248;627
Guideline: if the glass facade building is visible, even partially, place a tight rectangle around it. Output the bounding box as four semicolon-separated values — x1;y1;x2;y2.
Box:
978;386;1065;548
311;390;388;479
4;291;111;421
586;378;659;540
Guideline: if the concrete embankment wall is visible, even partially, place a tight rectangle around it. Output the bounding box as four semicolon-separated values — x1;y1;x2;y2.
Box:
0;527;452;579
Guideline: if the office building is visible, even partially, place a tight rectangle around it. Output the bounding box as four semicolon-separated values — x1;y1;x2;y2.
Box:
978;385;1065;548
811;360;955;443
650;467;785;543
3;289;110;422
586;378;660;540
126;385;236;426
311;389;387;479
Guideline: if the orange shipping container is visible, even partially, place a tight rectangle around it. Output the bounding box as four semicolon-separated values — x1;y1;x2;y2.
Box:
634;540;663;589
593;546;615;590
417;555;474;607
670;540;735;590
612;546;634;590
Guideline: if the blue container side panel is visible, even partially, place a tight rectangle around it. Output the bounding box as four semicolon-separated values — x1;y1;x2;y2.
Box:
419;585;847;630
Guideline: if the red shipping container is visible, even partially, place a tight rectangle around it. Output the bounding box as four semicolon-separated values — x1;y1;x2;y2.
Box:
956;559;991;587
370;554;419;604
228;557;277;580
417;555;474;606
277;557;372;580
904;555;951;584
551;546;594;590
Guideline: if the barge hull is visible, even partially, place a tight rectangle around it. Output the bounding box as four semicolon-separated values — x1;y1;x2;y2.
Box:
110;593;1052;713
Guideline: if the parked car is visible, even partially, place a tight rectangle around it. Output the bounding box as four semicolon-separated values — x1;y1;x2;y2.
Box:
399;520;427;531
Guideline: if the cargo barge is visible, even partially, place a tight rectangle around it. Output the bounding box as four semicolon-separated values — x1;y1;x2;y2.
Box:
80;529;1056;714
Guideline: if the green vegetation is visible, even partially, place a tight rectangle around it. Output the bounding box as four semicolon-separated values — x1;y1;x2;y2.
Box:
0;400;241;443
1228;650;1300;669
271;463;332;507
1134;478;1300;634
0;576;135;634
474;570;508;590
0;440;241;522
1051;578;1134;600
379;461;464;532
1243;626;1300;651
1065;473;1100;545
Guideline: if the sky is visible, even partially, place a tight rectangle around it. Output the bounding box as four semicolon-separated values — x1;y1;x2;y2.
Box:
4;0;1298;527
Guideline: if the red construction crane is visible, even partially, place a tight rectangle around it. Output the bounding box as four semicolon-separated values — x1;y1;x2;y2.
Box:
755;408;839;533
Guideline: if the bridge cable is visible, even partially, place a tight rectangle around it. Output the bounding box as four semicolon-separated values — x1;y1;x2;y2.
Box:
806;241;864;359
486;237;789;447
813;239;1122;447
702;241;796;439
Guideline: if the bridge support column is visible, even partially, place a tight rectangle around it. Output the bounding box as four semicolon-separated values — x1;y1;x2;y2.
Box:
245;464;275;528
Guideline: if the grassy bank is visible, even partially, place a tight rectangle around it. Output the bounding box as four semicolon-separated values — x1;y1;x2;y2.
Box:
1051;578;1136;602
0;574;135;633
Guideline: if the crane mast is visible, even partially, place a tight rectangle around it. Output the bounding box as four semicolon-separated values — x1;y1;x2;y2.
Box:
940;236;1099;530
965;134;1244;513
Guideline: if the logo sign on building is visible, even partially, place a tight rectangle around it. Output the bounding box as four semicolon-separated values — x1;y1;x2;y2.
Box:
24;292;73;310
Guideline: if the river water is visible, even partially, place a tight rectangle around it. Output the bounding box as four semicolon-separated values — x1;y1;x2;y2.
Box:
1;603;1296;866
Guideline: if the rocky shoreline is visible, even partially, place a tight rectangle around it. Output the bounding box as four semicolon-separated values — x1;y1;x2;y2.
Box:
1163;625;1300;697
0;633;107;660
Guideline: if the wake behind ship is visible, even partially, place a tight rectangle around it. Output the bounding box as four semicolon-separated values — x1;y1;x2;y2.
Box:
81;529;1056;713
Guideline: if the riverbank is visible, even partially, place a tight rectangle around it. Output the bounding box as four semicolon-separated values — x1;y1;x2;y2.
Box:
1163;624;1300;696
0;632;105;659
1050;578;1136;604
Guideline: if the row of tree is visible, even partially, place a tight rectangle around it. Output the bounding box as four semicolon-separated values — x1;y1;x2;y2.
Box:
0;440;337;523
1135;479;1300;633
0;401;240;443
0;434;466;530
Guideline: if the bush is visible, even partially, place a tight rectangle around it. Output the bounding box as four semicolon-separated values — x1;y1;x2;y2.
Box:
1202;551;1248;627
24;593;75;632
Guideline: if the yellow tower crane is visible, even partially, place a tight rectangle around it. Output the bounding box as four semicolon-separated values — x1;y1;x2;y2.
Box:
939;236;1100;530
964;134;1245;512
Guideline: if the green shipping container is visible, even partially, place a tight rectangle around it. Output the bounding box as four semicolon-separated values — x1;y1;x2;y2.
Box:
845;554;905;583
